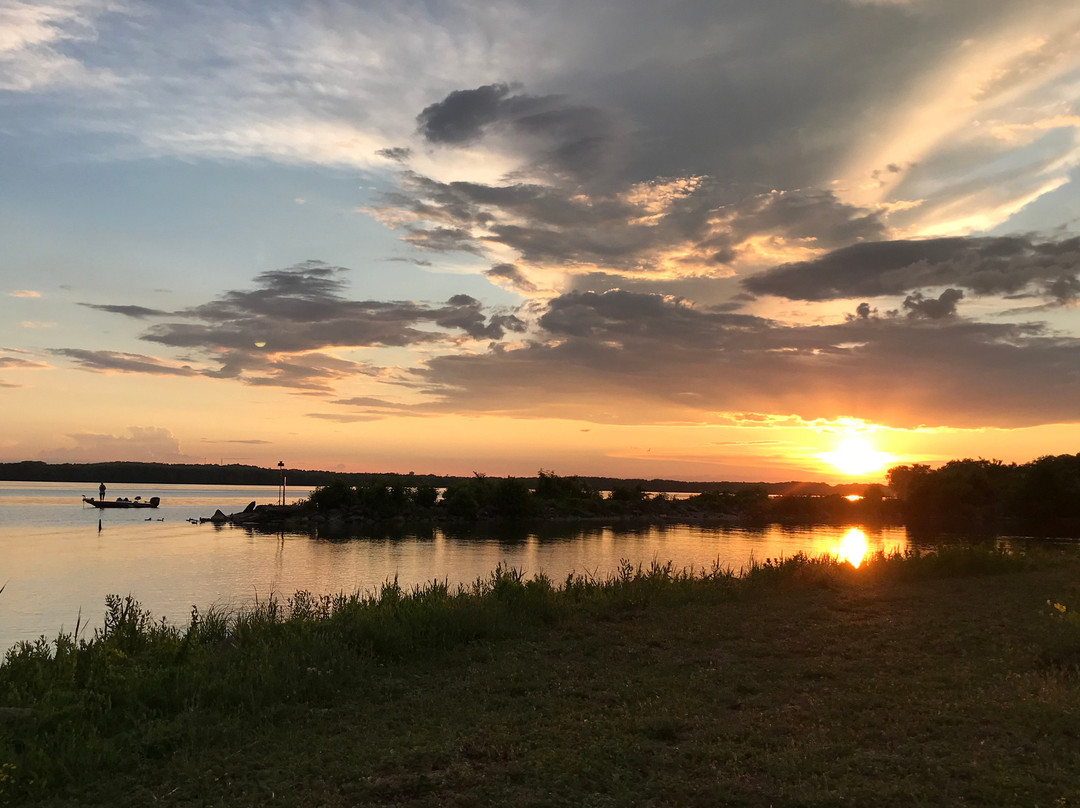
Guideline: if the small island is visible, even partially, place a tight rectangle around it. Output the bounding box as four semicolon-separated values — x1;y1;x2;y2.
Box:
208;453;1080;536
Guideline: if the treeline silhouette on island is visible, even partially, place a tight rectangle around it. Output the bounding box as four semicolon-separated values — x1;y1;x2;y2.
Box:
300;470;896;527
299;456;1080;532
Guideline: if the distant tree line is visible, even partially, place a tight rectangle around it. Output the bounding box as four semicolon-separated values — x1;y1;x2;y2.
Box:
0;460;876;497
303;469;898;526
887;453;1080;532
0;461;451;489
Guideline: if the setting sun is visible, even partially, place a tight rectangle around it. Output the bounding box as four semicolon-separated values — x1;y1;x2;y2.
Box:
819;436;894;477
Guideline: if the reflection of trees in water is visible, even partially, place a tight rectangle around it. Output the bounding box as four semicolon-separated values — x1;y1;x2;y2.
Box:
314;521;603;546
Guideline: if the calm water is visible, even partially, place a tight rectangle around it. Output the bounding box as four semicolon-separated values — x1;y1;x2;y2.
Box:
0;481;916;653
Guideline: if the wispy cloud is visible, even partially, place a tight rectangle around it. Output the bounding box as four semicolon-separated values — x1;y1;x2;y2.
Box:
200;438;272;445
0;355;49;369
78;303;171;318
51;349;198;376
0;0;124;91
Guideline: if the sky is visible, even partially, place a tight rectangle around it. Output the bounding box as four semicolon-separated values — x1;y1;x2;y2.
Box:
2;0;1079;483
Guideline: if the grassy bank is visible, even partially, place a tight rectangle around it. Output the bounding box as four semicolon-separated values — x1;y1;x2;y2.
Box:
3;546;1080;806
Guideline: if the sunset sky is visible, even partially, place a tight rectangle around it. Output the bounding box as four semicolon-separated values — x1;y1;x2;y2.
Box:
2;0;1079;482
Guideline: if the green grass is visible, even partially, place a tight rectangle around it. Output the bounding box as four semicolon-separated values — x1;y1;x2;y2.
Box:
3;546;1080;806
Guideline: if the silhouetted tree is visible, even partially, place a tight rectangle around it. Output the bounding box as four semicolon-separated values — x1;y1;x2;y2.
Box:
609;484;646;503
411;484;438;508
492;477;535;518
307;478;356;511
1012;453;1080;521
534;469;599;501
886;464;931;501
887;458;1028;529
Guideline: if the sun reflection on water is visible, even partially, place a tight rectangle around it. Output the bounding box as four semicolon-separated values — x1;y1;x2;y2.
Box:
833;527;869;568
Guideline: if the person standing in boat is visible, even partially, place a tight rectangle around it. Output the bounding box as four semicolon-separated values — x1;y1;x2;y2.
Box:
99;482;106;501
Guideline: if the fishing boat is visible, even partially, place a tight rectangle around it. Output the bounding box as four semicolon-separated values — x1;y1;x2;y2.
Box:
82;496;161;509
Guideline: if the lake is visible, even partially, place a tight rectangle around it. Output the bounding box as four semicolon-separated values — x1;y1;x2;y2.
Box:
0;480;919;654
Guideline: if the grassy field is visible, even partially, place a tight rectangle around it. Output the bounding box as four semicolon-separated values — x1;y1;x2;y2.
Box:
3;547;1080;806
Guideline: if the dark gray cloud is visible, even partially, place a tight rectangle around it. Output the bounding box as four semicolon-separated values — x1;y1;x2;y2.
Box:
309;395;428;422
51;349;198;376
144;261;521;352
236;352;381;392
376;146;412;161
714;189;886;256
743;236;1080;303
538;290;766;340
78;303;171;319
432;294;526;340
417;83;624;186
401;226;484;255
563;271;747;309
903;289;964;319
485;263;537;293
418;84;517;144
378;170;884;276
310;396;428;422
1044;274;1080;303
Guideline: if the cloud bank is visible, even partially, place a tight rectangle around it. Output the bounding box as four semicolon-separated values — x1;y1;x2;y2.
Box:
38;426;195;464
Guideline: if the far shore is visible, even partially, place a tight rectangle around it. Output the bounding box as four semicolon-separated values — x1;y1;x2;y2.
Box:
0;459;879;496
